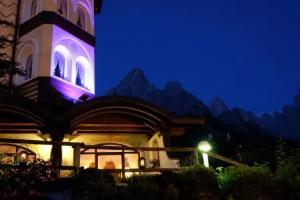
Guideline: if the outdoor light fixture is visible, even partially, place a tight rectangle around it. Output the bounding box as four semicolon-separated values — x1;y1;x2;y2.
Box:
197;141;212;168
139;157;146;169
79;93;89;102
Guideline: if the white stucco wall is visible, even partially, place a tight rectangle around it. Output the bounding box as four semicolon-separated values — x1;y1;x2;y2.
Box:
15;24;53;85
147;133;180;169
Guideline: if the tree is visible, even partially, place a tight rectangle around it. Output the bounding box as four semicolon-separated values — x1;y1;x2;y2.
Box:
0;19;25;91
274;138;298;182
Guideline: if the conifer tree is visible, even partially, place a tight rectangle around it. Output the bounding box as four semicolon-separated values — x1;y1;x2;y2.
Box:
275;138;297;182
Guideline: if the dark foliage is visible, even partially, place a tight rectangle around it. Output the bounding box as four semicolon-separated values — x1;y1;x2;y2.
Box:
0;159;55;200
126;165;219;200
0;19;25;88
273;139;300;199
218;165;274;200
72;168;117;200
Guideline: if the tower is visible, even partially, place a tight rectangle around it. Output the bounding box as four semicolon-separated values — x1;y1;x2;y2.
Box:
13;0;95;103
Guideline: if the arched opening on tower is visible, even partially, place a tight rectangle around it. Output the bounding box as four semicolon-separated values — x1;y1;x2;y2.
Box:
54;52;66;79
25;54;33;80
15;43;35;85
57;0;68;18
30;0;38;17
77;7;86;30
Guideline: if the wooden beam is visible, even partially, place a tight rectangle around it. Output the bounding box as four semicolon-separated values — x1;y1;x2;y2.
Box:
73;145;81;174
0;129;40;134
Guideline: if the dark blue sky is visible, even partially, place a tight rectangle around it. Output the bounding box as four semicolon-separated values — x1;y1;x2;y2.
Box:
95;0;300;114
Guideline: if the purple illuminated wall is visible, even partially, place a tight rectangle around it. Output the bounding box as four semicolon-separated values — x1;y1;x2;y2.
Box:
51;25;95;100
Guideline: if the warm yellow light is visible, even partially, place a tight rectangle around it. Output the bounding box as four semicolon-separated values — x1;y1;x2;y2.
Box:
38;145;52;160
125;172;134;178
62;145;73;166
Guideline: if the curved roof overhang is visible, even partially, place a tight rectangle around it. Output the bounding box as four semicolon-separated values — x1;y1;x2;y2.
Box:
0;94;46;134
66;96;205;137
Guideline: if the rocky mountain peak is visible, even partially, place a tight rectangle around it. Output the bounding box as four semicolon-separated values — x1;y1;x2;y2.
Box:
106;68;211;117
165;80;184;91
120;67;148;86
209;97;229;117
106;67;156;101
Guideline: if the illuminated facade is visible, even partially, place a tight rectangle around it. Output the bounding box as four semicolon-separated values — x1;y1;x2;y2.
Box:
14;0;95;100
0;0;205;172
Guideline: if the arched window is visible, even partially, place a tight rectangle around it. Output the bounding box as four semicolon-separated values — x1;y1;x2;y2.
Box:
30;0;37;17
54;52;65;79
75;62;85;87
25;54;33;80
77;7;86;29
57;0;67;17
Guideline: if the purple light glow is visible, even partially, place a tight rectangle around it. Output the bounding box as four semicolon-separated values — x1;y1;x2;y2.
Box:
50;76;94;101
51;25;95;100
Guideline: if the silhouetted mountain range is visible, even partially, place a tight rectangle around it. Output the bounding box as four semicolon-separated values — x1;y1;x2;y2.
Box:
107;68;210;117
106;68;300;139
257;90;300;139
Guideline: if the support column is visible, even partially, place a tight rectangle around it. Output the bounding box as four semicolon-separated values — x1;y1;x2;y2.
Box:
121;148;125;179
73;145;81;174
50;142;62;177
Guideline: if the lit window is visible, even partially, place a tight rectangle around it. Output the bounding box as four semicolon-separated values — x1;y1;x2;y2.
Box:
30;0;37;17
25;54;33;80
54;52;65;78
77;7;86;29
75;62;85;87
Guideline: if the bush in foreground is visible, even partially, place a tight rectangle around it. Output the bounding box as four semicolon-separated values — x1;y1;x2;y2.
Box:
126;165;219;200
218;165;274;200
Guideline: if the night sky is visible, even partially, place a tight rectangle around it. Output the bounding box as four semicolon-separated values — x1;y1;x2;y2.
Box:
95;0;300;114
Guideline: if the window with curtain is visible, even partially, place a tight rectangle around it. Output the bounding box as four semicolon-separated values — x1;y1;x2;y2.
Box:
25;55;33;80
54;52;65;79
77;7;86;29
75;62;85;87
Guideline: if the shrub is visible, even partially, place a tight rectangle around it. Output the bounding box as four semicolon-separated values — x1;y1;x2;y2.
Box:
72;168;116;200
177;165;219;200
273;139;300;199
126;175;162;200
126;165;219;200
218;165;274;200
0;159;55;199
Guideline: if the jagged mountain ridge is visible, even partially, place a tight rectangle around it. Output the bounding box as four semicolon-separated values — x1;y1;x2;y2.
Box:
106;68;300;139
209;97;229;117
106;68;211;117
257;90;300;139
